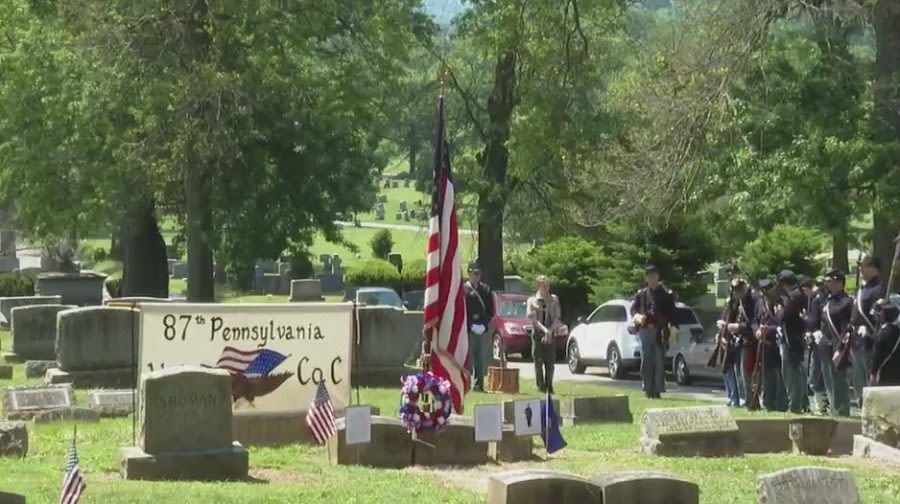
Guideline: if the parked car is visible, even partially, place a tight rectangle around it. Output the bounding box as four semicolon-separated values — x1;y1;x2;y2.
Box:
490;292;569;362
402;290;425;311
566;299;704;379
347;287;406;311
669;319;726;385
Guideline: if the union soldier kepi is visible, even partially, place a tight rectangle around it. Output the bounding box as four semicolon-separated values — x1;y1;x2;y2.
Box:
630;264;678;399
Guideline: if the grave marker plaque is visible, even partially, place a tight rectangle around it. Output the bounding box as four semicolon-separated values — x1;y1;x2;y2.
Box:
640;406;742;457
2;385;74;420
757;466;860;504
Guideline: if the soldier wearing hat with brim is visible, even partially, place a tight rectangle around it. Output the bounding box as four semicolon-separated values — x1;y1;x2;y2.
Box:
714;277;755;407
818;268;852;417
774;270;807;414
751;278;788;411
630;264;677;399
801;275;829;415
464;260;494;392
850;255;885;407
870;296;900;386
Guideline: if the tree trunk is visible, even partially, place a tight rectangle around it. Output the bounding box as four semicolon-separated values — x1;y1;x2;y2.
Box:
477;51;517;291
408;127;417;176
185;167;215;301
121;200;169;298
831;224;849;274
873;0;900;283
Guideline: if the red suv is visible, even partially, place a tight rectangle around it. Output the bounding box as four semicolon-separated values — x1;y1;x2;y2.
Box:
490;292;568;362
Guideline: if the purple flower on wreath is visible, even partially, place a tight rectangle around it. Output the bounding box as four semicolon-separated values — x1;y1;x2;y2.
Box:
398;371;453;434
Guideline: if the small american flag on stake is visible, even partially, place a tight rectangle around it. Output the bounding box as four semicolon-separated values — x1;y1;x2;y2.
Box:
306;380;336;444
59;427;85;504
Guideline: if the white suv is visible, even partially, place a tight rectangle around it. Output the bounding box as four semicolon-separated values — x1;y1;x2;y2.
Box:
566;299;705;379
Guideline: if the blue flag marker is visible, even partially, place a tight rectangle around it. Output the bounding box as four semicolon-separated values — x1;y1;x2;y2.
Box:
540;390;567;454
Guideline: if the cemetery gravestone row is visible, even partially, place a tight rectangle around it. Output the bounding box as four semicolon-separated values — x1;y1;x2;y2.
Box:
10;304;73;360
2;385;74;421
640;406;742;457
756;466;860;504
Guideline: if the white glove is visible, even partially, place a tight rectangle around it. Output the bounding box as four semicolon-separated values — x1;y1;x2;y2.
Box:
716;320;727;330
813;330;823;344
857;326;869;338
471;324;486;335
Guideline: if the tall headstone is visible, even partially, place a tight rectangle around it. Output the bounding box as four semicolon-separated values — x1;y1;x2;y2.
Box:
0;296;62;329
10;304;72;360
593;471;698;504
120;366;249;480
289;279;324;302
34;272;106;306
756;467;860;504
487;470;603;504
640;406;742;457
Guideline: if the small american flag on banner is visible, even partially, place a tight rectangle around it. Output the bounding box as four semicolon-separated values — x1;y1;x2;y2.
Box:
423;95;469;414
306;381;336;444
59;431;85;504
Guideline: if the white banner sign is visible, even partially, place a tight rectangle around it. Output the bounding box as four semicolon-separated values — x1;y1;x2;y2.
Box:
138;303;353;414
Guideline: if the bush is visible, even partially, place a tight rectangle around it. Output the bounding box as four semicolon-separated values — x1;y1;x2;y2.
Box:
0;273;34;297
345;259;402;293
370;229;393;260
740;224;826;282
289;251;314;280
105;277;122;297
92;247;108;264
400;258;427;293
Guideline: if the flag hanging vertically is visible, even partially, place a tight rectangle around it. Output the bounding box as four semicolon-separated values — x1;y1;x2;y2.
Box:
59;429;85;504
541;391;567;454
306;380;336;444
423;95;469;414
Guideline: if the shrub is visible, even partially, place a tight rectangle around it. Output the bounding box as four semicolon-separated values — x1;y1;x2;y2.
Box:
105;277;122;297
740;224;826;282
92;247;108;264
370;229;393;260
0;273;34;297
345;259;402;293
520;237;605;324
400;258;427;293
289;251;314;280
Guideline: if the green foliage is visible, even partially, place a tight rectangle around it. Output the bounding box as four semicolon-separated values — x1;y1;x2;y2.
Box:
105;276;122;297
289;251;314;281
345;259;402;293
400;258;427;293
0;273;34;297
520;237;605;324
369;229;394;260
740;225;827;282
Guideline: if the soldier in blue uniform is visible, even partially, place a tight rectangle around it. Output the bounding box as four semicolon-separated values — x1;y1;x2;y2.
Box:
801;276;828;415
819;268;852;417
775;270;807;414
850;255;885;407
870;296;900;387
752;279;787;411
630;264;677;399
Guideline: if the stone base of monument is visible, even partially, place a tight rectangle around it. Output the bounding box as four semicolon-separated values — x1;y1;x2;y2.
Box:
593;470;699;504
45;367;134;388
0;491;25;503
119;442;249;481
853;434;900;464
0;421;28;458
560;395;632;425
487;470;602;504
736;417;859;455
412;420;492;466
0;365;11;380
641;431;743;457
32;407;100;424
861;386;900;447
24;360;58;379
789;417;837;455
232;410;306;446
640;406;743;457
490;425;535;463
1;352;23;364
757;466;861;504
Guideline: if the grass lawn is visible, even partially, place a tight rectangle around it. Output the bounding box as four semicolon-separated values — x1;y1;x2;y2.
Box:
1;328;899;503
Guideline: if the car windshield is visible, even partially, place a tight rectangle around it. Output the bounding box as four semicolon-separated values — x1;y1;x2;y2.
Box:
498;298;527;318
673;307;699;326
359;290;404;310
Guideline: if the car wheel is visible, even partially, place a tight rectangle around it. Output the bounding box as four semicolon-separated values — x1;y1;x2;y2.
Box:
607;344;624;379
674;354;691;385
492;334;506;362
568;341;586;374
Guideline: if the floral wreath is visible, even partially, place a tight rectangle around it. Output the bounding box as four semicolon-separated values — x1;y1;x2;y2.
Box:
399;372;453;433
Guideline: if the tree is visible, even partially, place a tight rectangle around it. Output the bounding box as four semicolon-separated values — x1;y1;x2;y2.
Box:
370;229;394;260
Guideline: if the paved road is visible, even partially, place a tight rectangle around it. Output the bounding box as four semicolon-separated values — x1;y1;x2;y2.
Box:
335;220;477;235
506;360;728;403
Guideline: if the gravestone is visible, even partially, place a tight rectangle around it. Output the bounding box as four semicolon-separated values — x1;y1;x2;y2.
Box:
560;395;632;425
0;295;62;329
399;201;408;212
388;253;403;273
377;194;387;204
395;212;402;221
640;406;742;457
375;208;385;221
593;471;699;504
331;255;342;275
487;469;603;504
402;211;410;222
2;385;74;420
10;304;72;360
0;229;15;257
861;386;900;448
0;421;28;458
290;279;324;302
277;262;291;276
316;273;344;294
165;244;178;259
757;467;860;504
171;261;188;279
35;272;106;306
391;180;398;188
490;423;534;462
403;179;410;188
716;281;729;299
167;259;177;276
0;366;11;379
327;416;411;468
0;256;19;273
88;389;135;417
788;417;837;455
32;407;100;424
45;306;137;388
120;366;249;480
0;491;25;503
24;360;58;379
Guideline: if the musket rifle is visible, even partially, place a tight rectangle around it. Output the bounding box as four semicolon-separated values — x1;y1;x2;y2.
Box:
832;253;862;369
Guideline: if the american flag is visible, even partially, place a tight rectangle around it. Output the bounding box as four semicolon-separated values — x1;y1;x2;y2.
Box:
216;346;287;376
423;95;469;414
306;380;336;444
59;433;85;504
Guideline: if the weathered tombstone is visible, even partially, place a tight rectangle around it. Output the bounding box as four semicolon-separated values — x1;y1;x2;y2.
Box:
0;256;19;273
0;296;62;329
415;417;491;466
24;360;58;379
716;266;730;282
861;386;900;448
277;262;291;276
2;384;74;420
32;407;100;424
593;471;699;504
375;208;385;221
331;255;342;275
167;258;177;276
716;280;729;299
34;272;106;306
402;211;410;222
327;416;409;468
398;200;408;212
171;261;188;279
88;389;135;417
10;304;72;360
403;179;410;188
788;417;837;455
165;244;178;259
490;423;534;462
487;469;603;504
120;366;249;480
0;421;28;458
387;253;403;273
391;180;399;188
756;467;860;504
0;491;25;503
45;306;137;388
639;406;742;457
560;395;632;426
394;211;402;221
289;279;324;302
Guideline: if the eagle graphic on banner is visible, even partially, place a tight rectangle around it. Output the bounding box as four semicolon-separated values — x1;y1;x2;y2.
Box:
208;346;293;407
